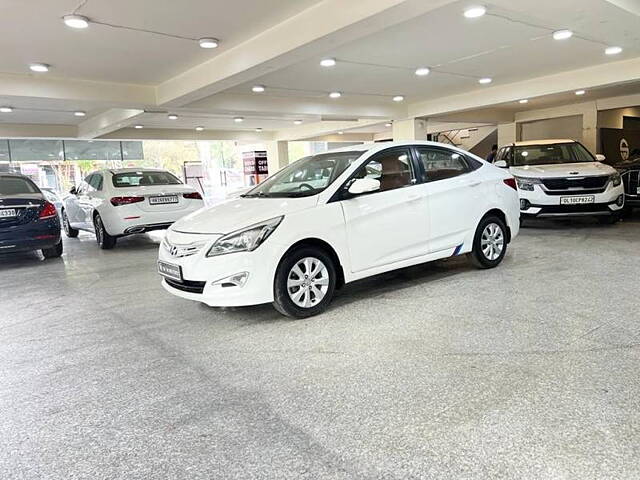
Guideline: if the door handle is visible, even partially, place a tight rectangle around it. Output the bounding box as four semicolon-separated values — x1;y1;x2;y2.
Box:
468;181;481;187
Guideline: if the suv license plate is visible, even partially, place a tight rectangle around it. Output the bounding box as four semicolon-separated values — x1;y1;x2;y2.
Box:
149;195;179;205
0;209;17;218
560;195;595;205
158;261;183;281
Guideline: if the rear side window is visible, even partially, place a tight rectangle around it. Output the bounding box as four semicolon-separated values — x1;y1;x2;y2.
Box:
416;147;471;182
0;176;39;195
112;171;182;188
89;174;103;191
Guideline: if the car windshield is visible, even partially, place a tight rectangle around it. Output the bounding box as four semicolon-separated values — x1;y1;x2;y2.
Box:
513;142;595;166
0;176;39;195
112;171;182;188
243;151;362;198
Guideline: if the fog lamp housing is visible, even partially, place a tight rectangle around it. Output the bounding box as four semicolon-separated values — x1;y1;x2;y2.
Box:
520;199;531;211
212;272;249;288
616;195;624;207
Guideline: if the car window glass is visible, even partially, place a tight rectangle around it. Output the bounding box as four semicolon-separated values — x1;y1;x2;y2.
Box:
89;173;103;191
0;176;39;194
514;143;594;166
112;171;182;188
354;149;414;192
417;148;470;182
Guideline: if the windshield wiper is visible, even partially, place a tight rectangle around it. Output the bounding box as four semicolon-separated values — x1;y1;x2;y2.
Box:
241;191;270;198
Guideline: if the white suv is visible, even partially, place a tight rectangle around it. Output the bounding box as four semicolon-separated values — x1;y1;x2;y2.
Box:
494;140;624;223
158;141;520;318
62;168;204;249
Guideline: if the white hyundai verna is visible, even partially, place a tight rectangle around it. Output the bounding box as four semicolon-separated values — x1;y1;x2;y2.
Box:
62;168;204;249
494;140;624;223
158;142;520;318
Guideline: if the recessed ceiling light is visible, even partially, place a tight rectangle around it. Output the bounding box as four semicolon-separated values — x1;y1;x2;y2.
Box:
329;91;342;99
198;38;219;49
479;77;492;84
463;6;486;18
134;125;144;129
234;117;244;123
294;120;303;125
168;114;178;120
252;85;265;93
255;128;263;132
519;99;529;104
320;58;336;67
195;126;204;131
29;63;50;72
385;122;392;127
415;67;431;76
393;95;405;102
575;90;586;95
63;14;90;29
338;131;344;135
552;29;573;40
0;106;13;113
74;111;86;117
605;46;622;55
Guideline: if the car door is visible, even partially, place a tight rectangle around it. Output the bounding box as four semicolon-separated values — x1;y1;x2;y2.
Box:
85;173;105;230
415;146;485;254
340;147;429;273
76;174;96;230
65;180;87;228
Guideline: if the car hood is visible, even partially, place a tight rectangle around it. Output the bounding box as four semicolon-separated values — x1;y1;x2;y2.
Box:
171;195;319;234
509;162;615;178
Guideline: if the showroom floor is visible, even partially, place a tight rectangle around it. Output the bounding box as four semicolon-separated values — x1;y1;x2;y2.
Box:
1;217;639;480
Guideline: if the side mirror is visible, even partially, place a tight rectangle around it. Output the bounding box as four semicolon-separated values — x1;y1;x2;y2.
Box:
348;177;380;195
69;186;77;195
494;160;508;168
595;154;606;162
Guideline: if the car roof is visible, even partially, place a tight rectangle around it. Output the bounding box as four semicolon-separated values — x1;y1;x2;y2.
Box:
325;140;477;157
511;139;576;146
101;167;170;175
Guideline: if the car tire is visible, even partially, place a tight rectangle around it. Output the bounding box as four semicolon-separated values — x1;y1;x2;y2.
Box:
62;210;79;238
469;215;508;269
42;239;63;259
273;246;337;318
94;213;117;249
598;213;620;225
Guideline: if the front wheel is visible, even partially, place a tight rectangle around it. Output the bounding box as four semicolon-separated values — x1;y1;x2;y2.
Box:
62;210;79;238
94;213;117;250
42;239;63;259
273;247;337;318
469;215;508;269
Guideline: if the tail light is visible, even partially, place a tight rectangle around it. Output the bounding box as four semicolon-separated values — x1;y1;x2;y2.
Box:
183;192;203;200
39;201;58;219
110;196;144;206
503;178;517;190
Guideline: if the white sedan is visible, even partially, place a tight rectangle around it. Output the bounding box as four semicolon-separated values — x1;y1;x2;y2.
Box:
62;168;204;249
158;141;520;318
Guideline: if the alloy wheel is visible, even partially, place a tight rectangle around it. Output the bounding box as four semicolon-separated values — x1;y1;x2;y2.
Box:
481;222;504;261
287;257;330;308
95;216;103;245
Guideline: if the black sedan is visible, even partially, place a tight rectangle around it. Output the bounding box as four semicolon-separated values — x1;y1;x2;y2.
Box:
615;155;640;212
0;173;63;258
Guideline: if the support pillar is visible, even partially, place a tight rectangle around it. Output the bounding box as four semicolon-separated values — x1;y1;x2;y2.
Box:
582;104;598;154
392;118;425;141
497;123;517;146
266;141;289;175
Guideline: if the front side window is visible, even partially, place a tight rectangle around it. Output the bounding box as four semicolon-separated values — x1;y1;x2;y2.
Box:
417;147;470;182
354;149;415;192
89;173;103;191
244;151;361;198
112;171;182;188
513;143;595;166
0;176;39;195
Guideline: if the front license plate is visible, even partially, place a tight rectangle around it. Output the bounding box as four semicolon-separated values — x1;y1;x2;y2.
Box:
149;195;179;205
560;195;595;205
0;208;17;218
158;260;183;281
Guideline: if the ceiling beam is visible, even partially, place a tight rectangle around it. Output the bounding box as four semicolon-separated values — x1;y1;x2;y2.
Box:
99;127;275;142
77;109;145;139
0;123;77;138
275;118;386;141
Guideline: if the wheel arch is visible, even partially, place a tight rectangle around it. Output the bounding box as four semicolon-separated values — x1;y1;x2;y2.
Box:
280;238;346;289
481;208;511;243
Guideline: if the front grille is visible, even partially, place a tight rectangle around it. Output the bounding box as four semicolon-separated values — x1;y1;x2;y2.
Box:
165;278;206;294
622;170;639;197
541;175;609;191
162;239;205;258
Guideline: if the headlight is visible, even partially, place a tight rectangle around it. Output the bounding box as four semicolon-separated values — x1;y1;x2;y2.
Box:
610;173;622;187
514;176;542;191
206;216;283;257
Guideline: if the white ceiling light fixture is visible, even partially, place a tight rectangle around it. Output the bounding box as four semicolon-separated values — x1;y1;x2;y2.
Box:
0;106;13;113
463;6;486;18
195;126;204;131
478;77;492;84
74;111;86;117
134;125;144;129
168;114;178;120
552;29;573;40
415;67;431;76
29;63;50;72
294;120;303;125
338;131;344;135
320;58;336;67
255;128;263;132
575;90;586;95
385;122;392;127
63;14;90;29
198;38;219;49
605;46;622;55
519;99;529;104
329;91;342;99
234;117;244;123
393;95;405;102
252;85;265;93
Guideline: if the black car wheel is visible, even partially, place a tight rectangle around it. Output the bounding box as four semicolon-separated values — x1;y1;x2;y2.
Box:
42;239;63;259
62;210;79;238
94;213;117;249
469;215;508;269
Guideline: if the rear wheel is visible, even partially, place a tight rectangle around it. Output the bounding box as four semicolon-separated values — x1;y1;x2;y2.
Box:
469;215;508;269
42;239;63;259
94;213;117;249
273;247;337;318
62;210;78;238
